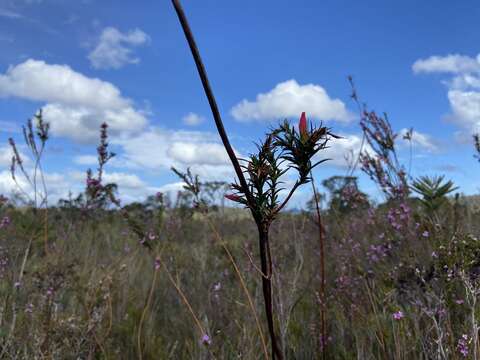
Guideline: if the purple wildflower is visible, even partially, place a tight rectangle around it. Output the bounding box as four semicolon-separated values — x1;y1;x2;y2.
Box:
25;303;33;314
0;216;10;229
202;334;211;346
457;334;470;357
393;310;404;320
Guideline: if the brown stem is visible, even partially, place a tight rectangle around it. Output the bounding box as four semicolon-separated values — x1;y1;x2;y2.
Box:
137;267;158;360
258;225;283;360
274;181;301;215
242;246;269;279
171;1;283;357
171;0;253;207
310;177;327;359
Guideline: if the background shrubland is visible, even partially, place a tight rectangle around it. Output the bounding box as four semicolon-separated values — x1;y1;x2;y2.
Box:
1;97;480;360
0;8;479;356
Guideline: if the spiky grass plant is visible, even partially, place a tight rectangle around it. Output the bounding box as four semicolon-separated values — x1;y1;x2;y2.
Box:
411;175;458;216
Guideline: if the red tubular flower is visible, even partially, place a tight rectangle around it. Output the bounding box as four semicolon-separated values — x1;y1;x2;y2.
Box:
225;193;241;202
299;112;308;137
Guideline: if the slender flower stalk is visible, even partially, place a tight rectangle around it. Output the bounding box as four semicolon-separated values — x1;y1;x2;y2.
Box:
310;173;327;359
137;265;159;360
170;2;280;357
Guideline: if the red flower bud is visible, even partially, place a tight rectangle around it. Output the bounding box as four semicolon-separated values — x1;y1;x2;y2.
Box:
225;194;241;202
299;112;308;137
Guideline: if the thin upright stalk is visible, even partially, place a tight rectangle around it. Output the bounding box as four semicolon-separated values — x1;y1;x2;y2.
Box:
171;0;253;207
258;225;283;359
137;268;158;360
310;176;327;359
171;1;282;358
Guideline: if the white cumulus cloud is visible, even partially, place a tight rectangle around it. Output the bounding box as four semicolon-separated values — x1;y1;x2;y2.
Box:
412;54;480;74
182;112;204;126
167;142;229;166
0;59;147;142
113;127;235;181
398;128;439;153
88;27;149;70
447;90;480;132
73;155;98;166
0;145;31;170
231;79;352;123
321;133;371;168
413;53;480;137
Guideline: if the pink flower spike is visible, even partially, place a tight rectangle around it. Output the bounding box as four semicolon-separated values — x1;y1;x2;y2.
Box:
299;112;308;137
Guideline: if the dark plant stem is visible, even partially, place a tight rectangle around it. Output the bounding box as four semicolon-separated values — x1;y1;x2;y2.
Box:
275;181;301;214
258;224;283;360
171;1;283;358
311;176;327;359
171;0;253;206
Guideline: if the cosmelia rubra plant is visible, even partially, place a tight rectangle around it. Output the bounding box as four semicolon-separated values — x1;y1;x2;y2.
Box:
171;2;338;358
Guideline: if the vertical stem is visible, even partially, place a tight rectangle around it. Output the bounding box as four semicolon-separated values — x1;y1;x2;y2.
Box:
258;225;283;360
137;268;158;360
471;293;478;360
171;0;253;206
311;177;327;359
171;1;281;357
44;207;48;255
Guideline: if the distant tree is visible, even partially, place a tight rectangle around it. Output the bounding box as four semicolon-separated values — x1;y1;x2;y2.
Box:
322;175;369;213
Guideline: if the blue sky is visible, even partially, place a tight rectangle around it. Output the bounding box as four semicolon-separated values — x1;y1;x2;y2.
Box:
0;0;479;206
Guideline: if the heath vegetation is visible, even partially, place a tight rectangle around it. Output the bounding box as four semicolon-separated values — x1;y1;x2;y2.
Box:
1;1;480;359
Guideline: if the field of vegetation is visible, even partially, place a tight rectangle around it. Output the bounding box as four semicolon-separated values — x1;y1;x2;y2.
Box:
1;92;480;359
1;2;480;359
